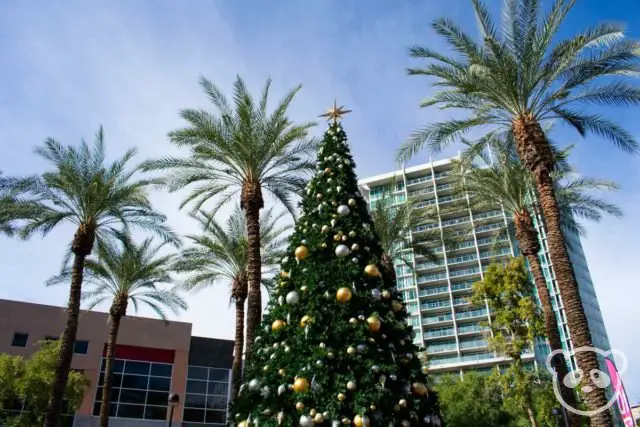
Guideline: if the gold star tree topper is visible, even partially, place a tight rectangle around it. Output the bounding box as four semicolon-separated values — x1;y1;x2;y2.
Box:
319;100;352;123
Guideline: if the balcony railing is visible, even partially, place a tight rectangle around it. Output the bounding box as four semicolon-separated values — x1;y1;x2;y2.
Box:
449;266;481;278
418;286;449;297
459;339;488;350
450;281;475;292
423;313;453;324
417;272;447;284
421;299;451;311
424;327;455;338
456;308;488;320
427;342;457;353
458;324;490;334
407;174;432;186
408;187;435;198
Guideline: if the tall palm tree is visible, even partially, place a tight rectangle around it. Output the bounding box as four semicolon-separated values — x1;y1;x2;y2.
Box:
142;76;316;359
0;127;176;427
173;205;289;399
398;1;639;422
369;189;449;281
47;235;186;427
458;158;621;426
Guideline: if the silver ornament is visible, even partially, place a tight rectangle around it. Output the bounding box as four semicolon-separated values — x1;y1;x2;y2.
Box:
248;379;261;391
282;256;289;264
371;365;381;373
347;380;357;390
331;219;337;227
337;205;350;216
357;344;367;353
351;243;359;251
338;164;344;169
371;289;381;300
390;374;398;381
270;353;276;360
300;415;314;427
278;384;286;395
351;257;359;263
401;421;410;427
322;225;330;233
319;342;326;349
316;359;324;367
278;296;284;305
278;411;285;425
285;346;291;353
316;193;323;200
335;244;350;258
286;291;300;305
336;186;342;192
264;325;270;333
349;230;356;238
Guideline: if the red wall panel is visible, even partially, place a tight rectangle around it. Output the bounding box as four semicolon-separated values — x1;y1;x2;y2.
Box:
102;344;175;363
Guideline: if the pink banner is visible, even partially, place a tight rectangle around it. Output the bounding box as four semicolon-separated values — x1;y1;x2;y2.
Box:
605;358;635;427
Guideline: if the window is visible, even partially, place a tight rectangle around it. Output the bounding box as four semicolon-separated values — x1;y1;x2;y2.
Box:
93;357;173;420
184;366;230;425
11;333;28;347
74;340;89;354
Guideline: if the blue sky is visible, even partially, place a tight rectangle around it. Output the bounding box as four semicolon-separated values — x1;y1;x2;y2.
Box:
1;0;639;402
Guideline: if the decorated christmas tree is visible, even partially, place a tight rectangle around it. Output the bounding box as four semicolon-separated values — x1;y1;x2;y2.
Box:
232;103;442;427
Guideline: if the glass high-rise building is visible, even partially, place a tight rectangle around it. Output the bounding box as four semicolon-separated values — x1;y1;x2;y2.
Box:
359;156;611;376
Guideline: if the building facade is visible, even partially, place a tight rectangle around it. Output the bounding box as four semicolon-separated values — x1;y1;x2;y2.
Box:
0;298;234;427
358;157;612;376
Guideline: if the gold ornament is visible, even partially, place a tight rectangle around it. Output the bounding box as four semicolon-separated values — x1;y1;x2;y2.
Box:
324;167;332;174
272;319;287;331
295;245;309;261
369;404;376;411
342;418;350;425
336;287;352;302
421;366;429;374
238;421;248;427
327;352;335;359
263;365;269;372
349;317;358;325
399;399;407;408
348;198;357;207
347;380;357;390
347;346;356;355
412;382;428;396
300;315;313;327
366;316;381;332
337;392;346;401
349;231;356;238
281;271;289;279
279;369;286;376
394;404;401;412
382;290;391;299
296;402;305;411
391;300;404;312
321;243;327;248
314;413;325;423
301;285;308;292
341;235;348;241
364;264;381;277
293;377;310;393
310;409;317;417
353;415;370;427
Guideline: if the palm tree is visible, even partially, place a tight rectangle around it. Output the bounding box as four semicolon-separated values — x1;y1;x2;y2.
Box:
47;235;186;427
369;188;448;281
0;127;176;427
398;1;638;422
458;158;621;426
173;205;289;399
142;76;316;359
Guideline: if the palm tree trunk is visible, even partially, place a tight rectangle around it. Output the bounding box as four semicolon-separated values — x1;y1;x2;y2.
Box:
242;181;264;361
99;297;127;427
44;225;95;427
526;405;539;427
380;253;397;282
513;115;612;427
231;295;246;399
514;211;579;426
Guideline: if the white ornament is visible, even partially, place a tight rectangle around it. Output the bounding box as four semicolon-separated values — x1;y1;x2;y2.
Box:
351;257;359;264
278;384;286;395
331;219;337;227
322;225;330;233
248;379;261;391
347;380;357;390
337;205;350;216
335;245;350;258
278;412;285;425
286;291;300;305
300;415;314;427
336;186;342;192
351;243;359;251
357;344;367;354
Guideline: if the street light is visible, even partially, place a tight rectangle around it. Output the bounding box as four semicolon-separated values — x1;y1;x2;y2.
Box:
166;393;180;427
